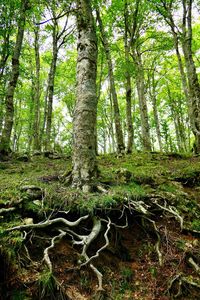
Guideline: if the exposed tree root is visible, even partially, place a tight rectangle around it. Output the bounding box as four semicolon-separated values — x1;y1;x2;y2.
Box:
0;207;16;214
167;273;200;298
183;227;200;237
188;257;200;275
6;214;111;293
81;218;111;267
5;196;188;296
143;217;163;266
6;214;89;232
43;229;66;272
125;199;151;215
153;199;183;229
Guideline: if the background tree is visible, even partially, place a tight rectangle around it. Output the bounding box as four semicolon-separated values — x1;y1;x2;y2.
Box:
0;0;29;155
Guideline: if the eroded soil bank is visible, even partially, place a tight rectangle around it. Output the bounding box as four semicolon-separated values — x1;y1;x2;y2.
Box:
0;152;200;299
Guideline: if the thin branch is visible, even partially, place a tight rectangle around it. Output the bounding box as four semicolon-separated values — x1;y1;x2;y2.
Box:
35;9;76;26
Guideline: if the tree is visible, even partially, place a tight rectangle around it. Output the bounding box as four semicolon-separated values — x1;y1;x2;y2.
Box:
32;24;41;151
72;0;98;192
152;0;200;152
43;1;72;152
124;0;134;153
96;8;125;155
126;0;152;151
0;0;29;155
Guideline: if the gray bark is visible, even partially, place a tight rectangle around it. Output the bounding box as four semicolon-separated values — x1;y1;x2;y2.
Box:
33;26;41;151
155;0;200;152
148;70;163;152
0;0;28;154
44;26;58;151
181;0;200;152
72;0;98;191
43;10;71;151
96;9;125;154
124;0;134;153
135;51;151;151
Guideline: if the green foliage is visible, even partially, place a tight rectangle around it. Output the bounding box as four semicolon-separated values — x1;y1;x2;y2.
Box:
149;266;157;278
38;269;56;298
191;219;200;231
10;290;28;300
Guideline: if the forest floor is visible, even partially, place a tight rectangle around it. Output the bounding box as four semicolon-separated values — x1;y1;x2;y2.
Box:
0;152;200;300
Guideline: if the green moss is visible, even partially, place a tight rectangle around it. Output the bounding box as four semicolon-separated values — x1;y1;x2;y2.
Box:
191;219;200;231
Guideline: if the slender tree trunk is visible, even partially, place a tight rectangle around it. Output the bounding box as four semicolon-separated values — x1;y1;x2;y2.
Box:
181;0;200;152
124;0;134;153
28;74;35;153
150;72;163;152
135;51;151;151
72;0;98;192
33;26;41;152
158;0;200;152
0;34;10;83
44;27;58;151
0;0;28;154
96;9;125;154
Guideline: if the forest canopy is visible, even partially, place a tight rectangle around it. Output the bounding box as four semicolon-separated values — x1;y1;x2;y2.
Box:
0;0;200;156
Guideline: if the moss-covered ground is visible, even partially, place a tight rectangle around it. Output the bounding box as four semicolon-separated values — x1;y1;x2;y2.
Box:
0;152;200;299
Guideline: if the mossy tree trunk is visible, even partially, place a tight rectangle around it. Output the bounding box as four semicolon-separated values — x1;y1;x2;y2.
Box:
72;0;98;192
0;0;28;155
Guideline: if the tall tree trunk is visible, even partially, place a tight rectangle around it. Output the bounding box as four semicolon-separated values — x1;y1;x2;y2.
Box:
72;0;98;192
181;0;200;152
28;72;35;153
124;0;134;153
135;51;151;151
33;26;41;152
96;9;125;154
149;71;163;152
0;33;10;83
0;0;28;154
156;0;200;152
44;27;58;151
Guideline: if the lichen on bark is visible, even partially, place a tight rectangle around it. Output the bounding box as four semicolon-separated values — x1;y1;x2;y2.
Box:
72;0;98;191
